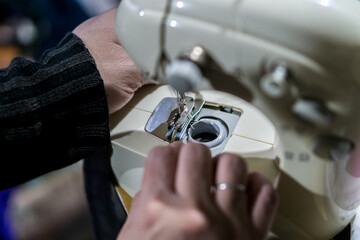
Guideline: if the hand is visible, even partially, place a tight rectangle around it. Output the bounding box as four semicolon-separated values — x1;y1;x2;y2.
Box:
118;142;279;240
73;8;151;114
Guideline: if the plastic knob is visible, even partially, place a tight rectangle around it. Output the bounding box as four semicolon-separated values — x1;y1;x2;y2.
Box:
260;65;289;98
314;135;354;162
292;98;334;126
165;60;202;93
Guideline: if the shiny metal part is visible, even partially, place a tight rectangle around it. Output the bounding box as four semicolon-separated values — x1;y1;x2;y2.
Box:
314;135;354;162
177;91;187;113
292;97;334;126
179;46;208;66
145;97;205;142
260;63;290;98
165;60;203;93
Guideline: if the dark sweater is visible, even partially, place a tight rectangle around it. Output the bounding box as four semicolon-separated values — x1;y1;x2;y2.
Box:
0;33;110;190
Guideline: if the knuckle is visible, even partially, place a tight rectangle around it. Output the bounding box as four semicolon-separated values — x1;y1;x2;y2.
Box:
146;146;168;165
186;142;208;151
169;141;184;150
148;145;164;157
220;153;247;174
180;209;210;236
185;142;211;159
148;145;175;160
141;194;166;228
250;171;271;184
131;191;143;204
146;146;177;170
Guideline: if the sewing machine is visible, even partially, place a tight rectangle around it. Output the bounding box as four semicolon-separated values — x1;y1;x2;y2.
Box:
109;0;360;239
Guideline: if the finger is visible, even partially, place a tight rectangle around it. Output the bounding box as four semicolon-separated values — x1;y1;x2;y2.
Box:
142;143;184;193
247;172;279;235
214;153;248;217
175;142;213;205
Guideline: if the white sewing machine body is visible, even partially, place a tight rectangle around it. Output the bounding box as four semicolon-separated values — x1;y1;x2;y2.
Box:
111;0;360;239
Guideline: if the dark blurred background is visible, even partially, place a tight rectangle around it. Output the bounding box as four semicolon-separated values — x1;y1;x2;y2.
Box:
0;1;119;239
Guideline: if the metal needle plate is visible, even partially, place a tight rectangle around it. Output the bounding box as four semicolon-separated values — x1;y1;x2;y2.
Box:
145;97;205;142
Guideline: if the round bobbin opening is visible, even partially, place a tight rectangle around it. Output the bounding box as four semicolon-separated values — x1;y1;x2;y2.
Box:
188;118;228;148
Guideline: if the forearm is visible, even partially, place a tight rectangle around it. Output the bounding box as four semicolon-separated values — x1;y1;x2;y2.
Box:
0;33;110;190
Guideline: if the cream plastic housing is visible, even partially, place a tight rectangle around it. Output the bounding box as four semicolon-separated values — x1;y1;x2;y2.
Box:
110;85;277;198
114;0;360;239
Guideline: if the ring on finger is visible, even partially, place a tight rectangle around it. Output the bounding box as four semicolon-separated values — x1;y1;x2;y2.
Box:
210;183;246;194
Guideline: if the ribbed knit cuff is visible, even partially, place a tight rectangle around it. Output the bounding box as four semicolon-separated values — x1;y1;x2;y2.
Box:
0;32;110;189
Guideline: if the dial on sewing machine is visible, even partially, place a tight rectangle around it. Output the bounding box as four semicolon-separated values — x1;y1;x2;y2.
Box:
110;0;360;239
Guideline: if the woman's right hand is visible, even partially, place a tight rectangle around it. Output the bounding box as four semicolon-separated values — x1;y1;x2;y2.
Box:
117;142;279;240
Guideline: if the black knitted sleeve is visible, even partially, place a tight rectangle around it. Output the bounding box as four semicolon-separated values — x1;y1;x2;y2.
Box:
0;33;110;190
